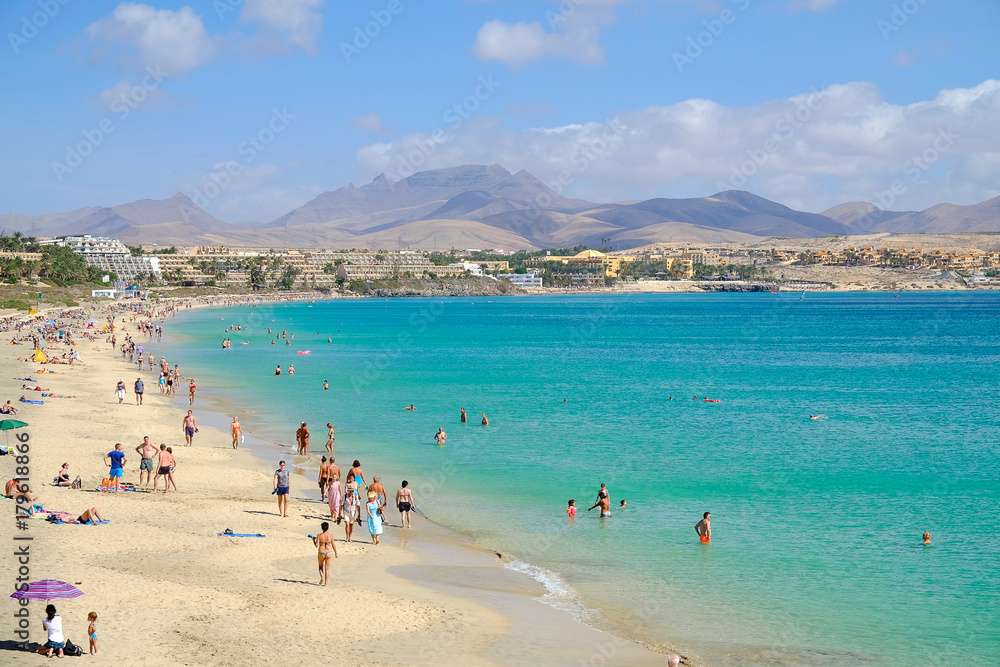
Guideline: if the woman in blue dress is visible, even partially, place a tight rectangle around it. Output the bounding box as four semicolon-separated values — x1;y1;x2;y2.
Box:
366;491;383;545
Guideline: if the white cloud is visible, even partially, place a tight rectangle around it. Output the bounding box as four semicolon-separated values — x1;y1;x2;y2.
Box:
788;0;838;11
356;80;1000;211
86;3;215;75
241;0;326;53
353;112;387;134
474;0;622;66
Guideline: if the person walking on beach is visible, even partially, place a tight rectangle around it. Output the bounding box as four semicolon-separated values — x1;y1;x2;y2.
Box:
325;422;335;455
349;459;367;491
134;377;144;405
104;443;126;492
273;460;290;517
188;378;197;405
342;472;360;541
327;456;342;522
396;480;414;528
115;379;127;404
366;491;384;544
313;521;338;585
369;475;387;513
135;436;158;488
182;410;198;446
695;512;712;543
318;456;330;501
295;422;310;455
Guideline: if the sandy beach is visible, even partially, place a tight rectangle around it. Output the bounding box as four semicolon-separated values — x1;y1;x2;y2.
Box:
0;299;668;666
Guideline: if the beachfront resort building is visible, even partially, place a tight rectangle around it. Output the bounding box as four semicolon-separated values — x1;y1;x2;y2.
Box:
498;271;543;288
42;235;162;281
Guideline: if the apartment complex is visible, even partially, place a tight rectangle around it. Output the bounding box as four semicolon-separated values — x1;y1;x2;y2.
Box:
527;248;696;279
151;246;468;287
42;235;161;281
778;246;1000;271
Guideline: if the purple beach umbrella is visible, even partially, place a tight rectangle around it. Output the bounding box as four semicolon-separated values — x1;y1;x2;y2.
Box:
10;579;83;601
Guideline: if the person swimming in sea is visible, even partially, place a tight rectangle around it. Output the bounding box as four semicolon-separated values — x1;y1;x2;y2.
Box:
322;379;329;391
481;413;489;426
274;365;281;376
460;407;467;423
923;531;932;545
619;499;628;510
404;404;416;411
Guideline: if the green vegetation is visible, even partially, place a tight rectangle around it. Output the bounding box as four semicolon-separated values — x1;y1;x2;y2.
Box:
0;234;104;286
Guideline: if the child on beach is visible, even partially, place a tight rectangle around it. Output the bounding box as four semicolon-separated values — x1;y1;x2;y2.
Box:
566;499;577;519
87;611;98;655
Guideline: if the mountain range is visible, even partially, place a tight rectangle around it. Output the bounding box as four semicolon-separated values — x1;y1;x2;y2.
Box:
3;165;998;249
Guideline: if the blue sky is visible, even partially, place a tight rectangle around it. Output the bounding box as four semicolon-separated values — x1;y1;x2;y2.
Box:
1;0;998;222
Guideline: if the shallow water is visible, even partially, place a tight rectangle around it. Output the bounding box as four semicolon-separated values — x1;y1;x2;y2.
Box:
164;292;1000;666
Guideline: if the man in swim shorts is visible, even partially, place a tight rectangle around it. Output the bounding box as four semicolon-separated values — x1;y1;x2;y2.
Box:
154;445;177;494
182;410;198;446
313;521;338;585
695;512;712;542
133;377;144;405
135;436;158;488
396;480;414;528
103;443;126;492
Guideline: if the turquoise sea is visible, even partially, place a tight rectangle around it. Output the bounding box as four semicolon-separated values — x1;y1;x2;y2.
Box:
164;292;999;666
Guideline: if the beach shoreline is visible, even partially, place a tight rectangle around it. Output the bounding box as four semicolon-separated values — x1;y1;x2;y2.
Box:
0;297;670;666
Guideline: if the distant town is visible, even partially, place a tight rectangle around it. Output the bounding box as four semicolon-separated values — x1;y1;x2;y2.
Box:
2;233;999;301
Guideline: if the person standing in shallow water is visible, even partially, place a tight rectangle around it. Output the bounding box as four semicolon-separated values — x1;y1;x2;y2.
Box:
460;407;467;423
695;511;712;543
325;422;335;455
295;421;310;455
230;416;242;450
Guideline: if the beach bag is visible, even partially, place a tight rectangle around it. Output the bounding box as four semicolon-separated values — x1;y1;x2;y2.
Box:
63;639;83;656
71;476;82;490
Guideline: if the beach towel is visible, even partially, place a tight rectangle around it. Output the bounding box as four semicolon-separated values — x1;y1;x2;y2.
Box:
19;397;43;405
217;529;266;538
